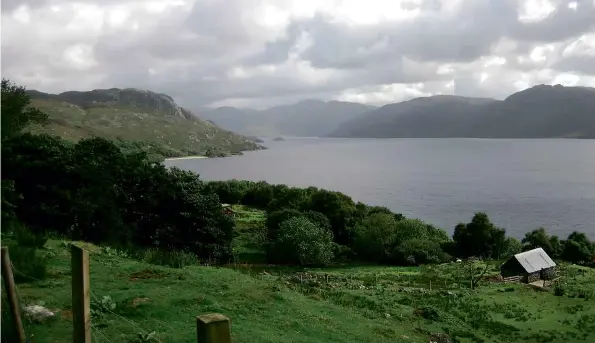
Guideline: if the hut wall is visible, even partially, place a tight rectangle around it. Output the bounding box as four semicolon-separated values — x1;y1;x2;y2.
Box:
526;272;540;283
542;267;556;280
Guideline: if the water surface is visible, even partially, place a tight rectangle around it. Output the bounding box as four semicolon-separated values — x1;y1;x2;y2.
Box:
166;138;595;238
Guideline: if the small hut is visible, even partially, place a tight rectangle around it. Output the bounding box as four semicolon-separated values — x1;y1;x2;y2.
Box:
221;204;235;215
500;248;557;283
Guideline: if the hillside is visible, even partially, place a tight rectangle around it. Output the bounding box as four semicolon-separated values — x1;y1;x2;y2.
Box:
24;88;265;158
197;99;376;137
328;85;595;139
6;208;595;343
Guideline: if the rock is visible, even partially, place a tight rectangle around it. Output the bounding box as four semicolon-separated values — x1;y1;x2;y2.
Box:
23;305;55;323
428;333;452;343
131;297;151;307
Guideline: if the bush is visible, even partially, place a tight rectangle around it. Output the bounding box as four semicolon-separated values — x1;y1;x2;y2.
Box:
8;245;48;283
12;221;48;249
553;282;565;296
332;243;354;262
131;248;200;268
393;239;451;265
269;216;334;266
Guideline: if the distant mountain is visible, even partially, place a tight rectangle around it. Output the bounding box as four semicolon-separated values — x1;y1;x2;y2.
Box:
196;99;376;137
25;88;264;158
328;85;595;139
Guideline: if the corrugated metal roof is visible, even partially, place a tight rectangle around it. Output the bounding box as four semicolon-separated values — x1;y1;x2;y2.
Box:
514;248;556;273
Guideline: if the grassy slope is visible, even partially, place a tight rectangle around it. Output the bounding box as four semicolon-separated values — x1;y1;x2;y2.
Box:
25;99;262;158
13;207;595;343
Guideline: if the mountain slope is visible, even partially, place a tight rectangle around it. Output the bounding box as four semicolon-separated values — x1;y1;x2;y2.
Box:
25;88;264;158
197;99;376;137
329;85;595;139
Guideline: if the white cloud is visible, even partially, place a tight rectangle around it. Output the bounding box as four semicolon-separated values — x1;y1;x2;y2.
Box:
2;0;595;109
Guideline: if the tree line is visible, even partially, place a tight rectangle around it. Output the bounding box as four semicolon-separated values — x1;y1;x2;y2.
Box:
2;79;234;261
2;78;594;268
202;180;595;266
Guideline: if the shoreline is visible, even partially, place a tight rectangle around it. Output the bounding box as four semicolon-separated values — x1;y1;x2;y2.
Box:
164;155;208;161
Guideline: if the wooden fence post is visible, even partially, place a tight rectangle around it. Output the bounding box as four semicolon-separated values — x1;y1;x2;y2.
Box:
197;313;231;343
1;247;26;343
71;245;91;343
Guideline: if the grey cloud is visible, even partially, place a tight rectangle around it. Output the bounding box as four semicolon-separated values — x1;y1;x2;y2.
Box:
509;0;595;43
552;56;595;75
1;0;594;109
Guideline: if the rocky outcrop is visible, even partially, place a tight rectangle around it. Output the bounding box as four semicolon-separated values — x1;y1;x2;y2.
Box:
34;88;187;119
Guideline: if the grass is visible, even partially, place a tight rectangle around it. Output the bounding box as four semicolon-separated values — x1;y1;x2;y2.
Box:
6;207;595;343
25;98;264;159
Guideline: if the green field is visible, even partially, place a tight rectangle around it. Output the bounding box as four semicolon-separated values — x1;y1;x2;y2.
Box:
6;206;595;343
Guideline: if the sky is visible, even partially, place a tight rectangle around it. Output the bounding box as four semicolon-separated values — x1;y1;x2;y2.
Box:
2;0;595;109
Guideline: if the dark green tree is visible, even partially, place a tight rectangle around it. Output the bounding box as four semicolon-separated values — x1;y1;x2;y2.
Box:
1;79;48;140
2;133;76;235
353;213;399;263
393;239;451;265
269;216;334;266
452;212;506;259
561;231;594;264
521;228;555;255
304;189;356;244
500;237;522;259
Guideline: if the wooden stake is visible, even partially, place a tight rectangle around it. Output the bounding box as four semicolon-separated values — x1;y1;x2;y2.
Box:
71;245;91;343
1;247;26;343
197;313;231;343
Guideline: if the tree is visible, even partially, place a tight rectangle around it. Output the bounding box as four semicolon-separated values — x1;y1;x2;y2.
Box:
1;79;48;140
500;237;522;259
265;208;303;242
522;228;554;254
3;130;236;262
201;180;251;204
353;213;399;262
459;260;492;290
2;133;77;235
265;208;331;246
242;181;274;208
561;231;594;264
452;212;506;259
393;239;451;265
269;216;334;266
304;189;356;244
395;219;450;243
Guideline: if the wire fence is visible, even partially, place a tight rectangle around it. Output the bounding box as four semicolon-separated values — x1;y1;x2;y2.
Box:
1;246;185;343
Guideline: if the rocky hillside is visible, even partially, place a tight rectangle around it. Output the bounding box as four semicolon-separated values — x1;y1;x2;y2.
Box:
329;85;595;139
25;88;265;158
197;99;376;137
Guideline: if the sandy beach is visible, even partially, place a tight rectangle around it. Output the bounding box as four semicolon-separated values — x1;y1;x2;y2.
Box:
164;155;208;161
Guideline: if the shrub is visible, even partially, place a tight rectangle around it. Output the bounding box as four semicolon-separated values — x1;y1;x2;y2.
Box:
12;221;48;249
332;243;354;262
8;245;48;283
553;282;565;296
269;216;334;266
133;248;200;268
393;239;451;265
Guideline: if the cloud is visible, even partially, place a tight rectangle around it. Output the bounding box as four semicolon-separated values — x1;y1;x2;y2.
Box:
2;0;594;109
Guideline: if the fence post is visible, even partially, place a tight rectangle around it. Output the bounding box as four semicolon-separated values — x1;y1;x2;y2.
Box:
71;245;91;343
197;313;231;343
1;247;26;343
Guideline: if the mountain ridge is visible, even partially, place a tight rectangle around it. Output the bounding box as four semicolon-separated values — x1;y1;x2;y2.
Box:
24;88;265;159
196;99;376;137
328;85;595;139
